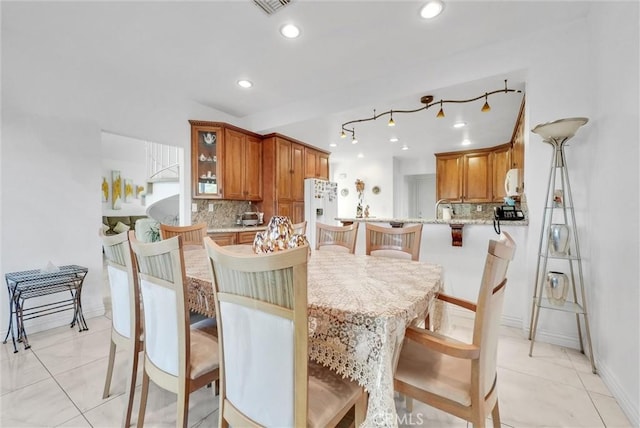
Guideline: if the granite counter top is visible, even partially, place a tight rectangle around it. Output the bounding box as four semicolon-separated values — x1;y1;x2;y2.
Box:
335;217;529;226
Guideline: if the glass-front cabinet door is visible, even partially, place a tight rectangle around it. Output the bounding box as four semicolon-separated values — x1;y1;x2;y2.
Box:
190;121;222;199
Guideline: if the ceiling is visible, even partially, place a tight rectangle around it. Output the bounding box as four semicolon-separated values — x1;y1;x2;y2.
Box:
2;1;591;163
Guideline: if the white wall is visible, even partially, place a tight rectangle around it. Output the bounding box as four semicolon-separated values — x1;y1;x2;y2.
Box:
586;2;639;421
2;110;106;329
101;132;148;217
332;155;395;219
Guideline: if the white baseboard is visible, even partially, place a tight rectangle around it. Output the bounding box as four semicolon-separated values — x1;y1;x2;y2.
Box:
595;357;640;427
448;306;582;349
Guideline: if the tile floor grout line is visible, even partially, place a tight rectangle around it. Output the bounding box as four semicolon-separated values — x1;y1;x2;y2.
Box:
31;348;95;428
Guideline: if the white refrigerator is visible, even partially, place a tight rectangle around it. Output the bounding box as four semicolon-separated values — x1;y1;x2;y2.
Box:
304;178;338;249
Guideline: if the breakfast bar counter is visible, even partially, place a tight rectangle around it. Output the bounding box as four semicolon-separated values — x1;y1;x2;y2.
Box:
335;216;528;226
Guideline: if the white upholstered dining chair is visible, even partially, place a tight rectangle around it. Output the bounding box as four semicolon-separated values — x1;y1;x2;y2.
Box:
100;230;142;428
129;233;219;428
394;232;516;428
315;222;359;254
365;223;423;261
204;237;367;427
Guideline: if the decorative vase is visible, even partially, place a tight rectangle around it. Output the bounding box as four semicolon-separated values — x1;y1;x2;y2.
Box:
545;271;569;306
548;224;570;256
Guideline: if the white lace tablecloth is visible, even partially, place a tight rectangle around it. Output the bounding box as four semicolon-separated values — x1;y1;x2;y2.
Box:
306;251;442;427
184;248;443;427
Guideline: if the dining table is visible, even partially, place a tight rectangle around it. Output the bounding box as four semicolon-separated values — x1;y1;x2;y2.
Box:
183;246;443;428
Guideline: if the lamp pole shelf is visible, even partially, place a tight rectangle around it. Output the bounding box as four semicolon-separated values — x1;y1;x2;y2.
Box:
528;117;596;374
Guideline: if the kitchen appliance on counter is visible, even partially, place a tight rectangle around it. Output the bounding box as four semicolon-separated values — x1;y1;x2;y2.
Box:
304;178;338;249
240;212;263;226
505;168;520;196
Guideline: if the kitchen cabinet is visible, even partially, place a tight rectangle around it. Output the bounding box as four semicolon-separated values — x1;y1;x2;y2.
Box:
491;143;512;202
190;121;262;201
263;134;328;224
304;147;330;180
436;144;511;202
208;230;262;246
463;151;492;202
190;121;222;199
511;98;525;193
208;232;236;246
237;230;259;244
223;128;262;201
436;154;463;201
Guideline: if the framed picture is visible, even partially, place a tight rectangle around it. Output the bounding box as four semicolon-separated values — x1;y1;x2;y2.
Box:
101;177;109;202
124;179;134;202
135;184;145;199
111;170;122;210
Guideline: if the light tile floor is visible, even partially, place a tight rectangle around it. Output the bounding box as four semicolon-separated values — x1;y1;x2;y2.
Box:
1;314;632;427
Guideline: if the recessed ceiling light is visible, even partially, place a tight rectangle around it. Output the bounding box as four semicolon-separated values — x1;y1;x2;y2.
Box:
420;1;444;19
401;145;409;151
389;137;399;142
237;79;253;88
462;139;471;146
453;122;467;128
357;153;364;158
329;142;337;147
280;24;300;39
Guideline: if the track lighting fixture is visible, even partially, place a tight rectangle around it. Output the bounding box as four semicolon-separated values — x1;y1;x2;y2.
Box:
339;79;522;139
481;93;491;112
436;100;445;118
388;110;395;126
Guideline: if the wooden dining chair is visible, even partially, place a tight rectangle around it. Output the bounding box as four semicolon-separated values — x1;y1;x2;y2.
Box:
159;223;208;248
394;232;517;428
365;223;423;261
315;222;359;254
129;234;220;428
100;230;142;428
204;238;367;427
292;220;307;235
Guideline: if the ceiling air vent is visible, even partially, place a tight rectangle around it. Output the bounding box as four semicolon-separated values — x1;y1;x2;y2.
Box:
253;0;292;15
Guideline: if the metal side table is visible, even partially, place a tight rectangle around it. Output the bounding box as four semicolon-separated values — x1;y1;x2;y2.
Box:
3;265;89;352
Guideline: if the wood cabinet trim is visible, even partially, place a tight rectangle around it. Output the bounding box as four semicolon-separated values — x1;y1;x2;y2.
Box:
189;120;263;139
262;132;331;155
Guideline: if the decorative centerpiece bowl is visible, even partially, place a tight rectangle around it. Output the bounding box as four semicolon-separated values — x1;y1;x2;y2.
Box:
252;216;309;254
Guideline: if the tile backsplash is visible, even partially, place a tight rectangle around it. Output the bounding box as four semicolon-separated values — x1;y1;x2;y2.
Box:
192;200;263;228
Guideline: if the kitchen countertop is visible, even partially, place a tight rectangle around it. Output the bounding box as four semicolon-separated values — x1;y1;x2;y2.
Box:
335;217;529;226
207;225;268;233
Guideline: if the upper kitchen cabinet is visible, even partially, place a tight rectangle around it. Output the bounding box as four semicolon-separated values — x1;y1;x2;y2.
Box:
304;147;330;180
436;153;463;201
223;127;263;201
263;134;327;224
190;121;262;201
436;144;510;203
190;121;222;199
463;151;493;202
491;143;512;202
511;98;526;193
